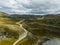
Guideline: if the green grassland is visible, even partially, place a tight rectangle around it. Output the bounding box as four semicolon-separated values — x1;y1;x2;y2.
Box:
0;12;25;45
0;38;16;45
16;34;37;45
16;38;35;45
22;15;60;38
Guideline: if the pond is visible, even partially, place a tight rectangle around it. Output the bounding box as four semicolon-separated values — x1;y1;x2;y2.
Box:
43;38;60;45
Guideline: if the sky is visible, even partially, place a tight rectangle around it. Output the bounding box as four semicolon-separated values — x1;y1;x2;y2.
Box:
0;0;60;14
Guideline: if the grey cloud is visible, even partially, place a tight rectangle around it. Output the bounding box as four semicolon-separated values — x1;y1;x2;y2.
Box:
0;0;60;14
22;0;60;14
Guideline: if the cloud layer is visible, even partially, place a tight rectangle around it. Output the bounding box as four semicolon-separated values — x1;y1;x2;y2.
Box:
0;0;60;14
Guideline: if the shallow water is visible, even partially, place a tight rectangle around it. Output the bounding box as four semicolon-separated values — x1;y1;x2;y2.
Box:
43;38;60;45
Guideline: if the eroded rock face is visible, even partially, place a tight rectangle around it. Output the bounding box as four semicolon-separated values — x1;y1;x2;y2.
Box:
37;37;52;45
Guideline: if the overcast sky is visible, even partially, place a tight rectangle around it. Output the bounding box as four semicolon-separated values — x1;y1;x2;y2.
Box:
0;0;60;14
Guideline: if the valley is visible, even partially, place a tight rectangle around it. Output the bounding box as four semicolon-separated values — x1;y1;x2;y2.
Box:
0;12;60;45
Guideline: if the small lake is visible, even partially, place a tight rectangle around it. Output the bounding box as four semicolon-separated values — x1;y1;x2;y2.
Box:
43;38;60;45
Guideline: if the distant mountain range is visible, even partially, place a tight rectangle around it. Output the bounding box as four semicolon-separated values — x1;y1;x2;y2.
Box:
0;11;60;18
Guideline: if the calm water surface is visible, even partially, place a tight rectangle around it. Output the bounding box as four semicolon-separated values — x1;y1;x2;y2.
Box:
43;38;60;45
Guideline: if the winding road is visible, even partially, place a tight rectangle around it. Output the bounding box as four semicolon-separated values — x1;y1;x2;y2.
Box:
13;19;60;45
13;21;28;45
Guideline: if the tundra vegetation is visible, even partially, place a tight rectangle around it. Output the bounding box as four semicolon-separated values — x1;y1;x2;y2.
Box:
0;12;60;45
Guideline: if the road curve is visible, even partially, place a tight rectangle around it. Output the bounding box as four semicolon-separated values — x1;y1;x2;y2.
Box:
13;24;28;45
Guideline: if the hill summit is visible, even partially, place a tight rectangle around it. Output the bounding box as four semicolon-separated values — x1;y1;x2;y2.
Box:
0;11;8;16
